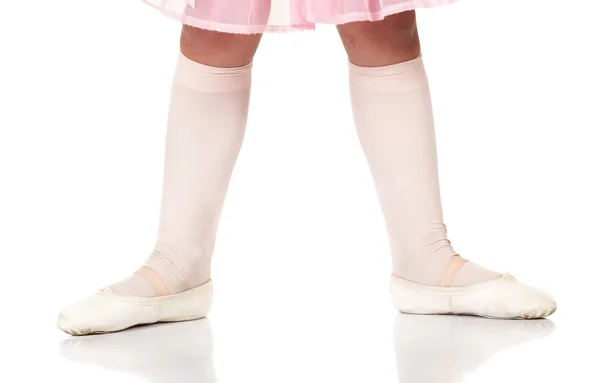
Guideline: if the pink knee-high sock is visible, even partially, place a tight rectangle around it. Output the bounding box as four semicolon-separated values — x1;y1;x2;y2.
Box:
110;52;252;296
348;55;501;287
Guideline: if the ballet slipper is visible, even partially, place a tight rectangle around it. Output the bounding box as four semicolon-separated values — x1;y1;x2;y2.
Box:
57;280;212;335
390;273;556;319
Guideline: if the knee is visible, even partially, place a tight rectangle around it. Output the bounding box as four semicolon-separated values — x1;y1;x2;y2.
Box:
180;25;262;67
337;11;421;67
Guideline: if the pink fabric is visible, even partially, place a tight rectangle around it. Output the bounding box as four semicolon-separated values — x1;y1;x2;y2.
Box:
142;0;458;34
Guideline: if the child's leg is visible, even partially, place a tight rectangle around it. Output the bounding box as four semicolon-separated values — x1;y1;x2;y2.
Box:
58;26;262;335
338;12;555;319
109;27;262;297
338;12;501;287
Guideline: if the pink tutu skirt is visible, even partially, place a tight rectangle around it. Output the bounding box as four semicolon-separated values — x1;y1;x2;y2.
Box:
142;0;458;34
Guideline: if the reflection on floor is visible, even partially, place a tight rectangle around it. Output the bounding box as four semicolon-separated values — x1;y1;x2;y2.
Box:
59;314;554;383
393;315;554;383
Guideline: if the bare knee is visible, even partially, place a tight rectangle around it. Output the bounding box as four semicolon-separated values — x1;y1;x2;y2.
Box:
180;25;263;67
337;11;421;67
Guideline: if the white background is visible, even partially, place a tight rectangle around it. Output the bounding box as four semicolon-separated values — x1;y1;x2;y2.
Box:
1;0;599;382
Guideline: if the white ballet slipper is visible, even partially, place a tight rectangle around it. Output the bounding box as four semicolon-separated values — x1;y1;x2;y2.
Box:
57;280;213;335
390;273;556;319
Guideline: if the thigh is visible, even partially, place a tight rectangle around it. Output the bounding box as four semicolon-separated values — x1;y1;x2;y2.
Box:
336;11;421;67
180;25;263;67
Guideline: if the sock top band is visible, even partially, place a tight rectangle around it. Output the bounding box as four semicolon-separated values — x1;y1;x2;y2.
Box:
175;52;252;93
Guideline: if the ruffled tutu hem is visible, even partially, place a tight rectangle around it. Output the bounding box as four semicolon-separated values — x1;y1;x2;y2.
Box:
142;0;459;34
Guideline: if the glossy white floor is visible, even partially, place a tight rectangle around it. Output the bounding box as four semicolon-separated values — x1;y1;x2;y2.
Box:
49;307;590;383
8;281;600;382
2;1;599;382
